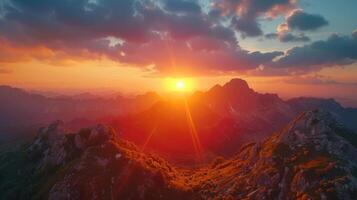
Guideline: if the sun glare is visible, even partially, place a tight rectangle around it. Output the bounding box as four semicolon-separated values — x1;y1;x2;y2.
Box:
176;80;185;90
164;78;194;92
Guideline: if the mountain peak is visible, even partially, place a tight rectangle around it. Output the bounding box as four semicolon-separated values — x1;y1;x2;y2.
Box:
274;109;357;161
277;109;337;143
223;78;251;91
28;121;119;169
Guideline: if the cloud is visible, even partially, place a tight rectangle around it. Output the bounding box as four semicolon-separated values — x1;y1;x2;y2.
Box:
284;75;357;86
213;0;297;37
163;0;201;14
266;9;326;44
0;0;351;78
279;33;309;42
284;9;329;31
115;33;283;75
0;0;151;44
353;29;357;39
231;16;262;37
265;32;310;42
0;0;288;75
265;33;278;39
271;33;357;69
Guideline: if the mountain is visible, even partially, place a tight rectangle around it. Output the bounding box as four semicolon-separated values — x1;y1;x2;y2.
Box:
1;110;357;199
191;78;296;151
1;79;356;159
196;109;357;199
109;79;357;162
194;79;357;133
0;86;161;142
109;79;298;161
0;85;161;126
287;97;357;131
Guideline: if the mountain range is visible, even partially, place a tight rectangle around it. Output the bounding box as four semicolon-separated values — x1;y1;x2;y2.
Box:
107;79;357;162
0;86;160;143
1;78;357;199
1;110;357;199
1;79;356;162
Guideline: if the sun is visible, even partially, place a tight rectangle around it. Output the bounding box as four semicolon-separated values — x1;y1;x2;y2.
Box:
176;80;185;90
164;78;194;92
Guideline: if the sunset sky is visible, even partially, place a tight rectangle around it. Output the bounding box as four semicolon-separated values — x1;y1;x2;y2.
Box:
0;0;356;101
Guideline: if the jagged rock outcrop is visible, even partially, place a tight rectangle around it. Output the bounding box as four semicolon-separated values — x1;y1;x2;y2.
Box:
193;110;357;199
28;120;71;169
46;129;196;200
20;121;196;199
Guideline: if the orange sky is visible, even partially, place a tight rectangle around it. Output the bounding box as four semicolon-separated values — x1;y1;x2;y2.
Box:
1;58;356;103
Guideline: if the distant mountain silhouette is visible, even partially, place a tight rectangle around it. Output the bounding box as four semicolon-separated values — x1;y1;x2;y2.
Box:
0;86;161;142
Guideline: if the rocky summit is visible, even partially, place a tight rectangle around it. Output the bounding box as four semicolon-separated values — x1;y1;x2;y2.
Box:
193;110;357;199
1;110;357;199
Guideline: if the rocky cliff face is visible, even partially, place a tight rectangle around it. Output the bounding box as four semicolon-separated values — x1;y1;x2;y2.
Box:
192;110;357;199
1;110;357;199
18;121;195;199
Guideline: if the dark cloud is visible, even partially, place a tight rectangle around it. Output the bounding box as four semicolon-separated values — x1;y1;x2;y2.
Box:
0;0;287;75
265;32;310;42
231;16;262;37
0;0;236;44
353;29;357;39
286;9;328;31
164;0;201;14
215;0;297;37
265;33;278;39
265;9;325;44
0;0;150;43
208;8;223;21
0;0;349;77
278;33;310;42
271;33;357;69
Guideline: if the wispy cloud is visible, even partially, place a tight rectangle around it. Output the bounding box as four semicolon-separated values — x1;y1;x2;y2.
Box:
284;75;357;86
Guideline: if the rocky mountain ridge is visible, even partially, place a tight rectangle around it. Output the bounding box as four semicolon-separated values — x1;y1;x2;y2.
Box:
1;110;357;199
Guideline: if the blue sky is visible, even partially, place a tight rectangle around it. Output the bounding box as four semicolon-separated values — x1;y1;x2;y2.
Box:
240;0;357;52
